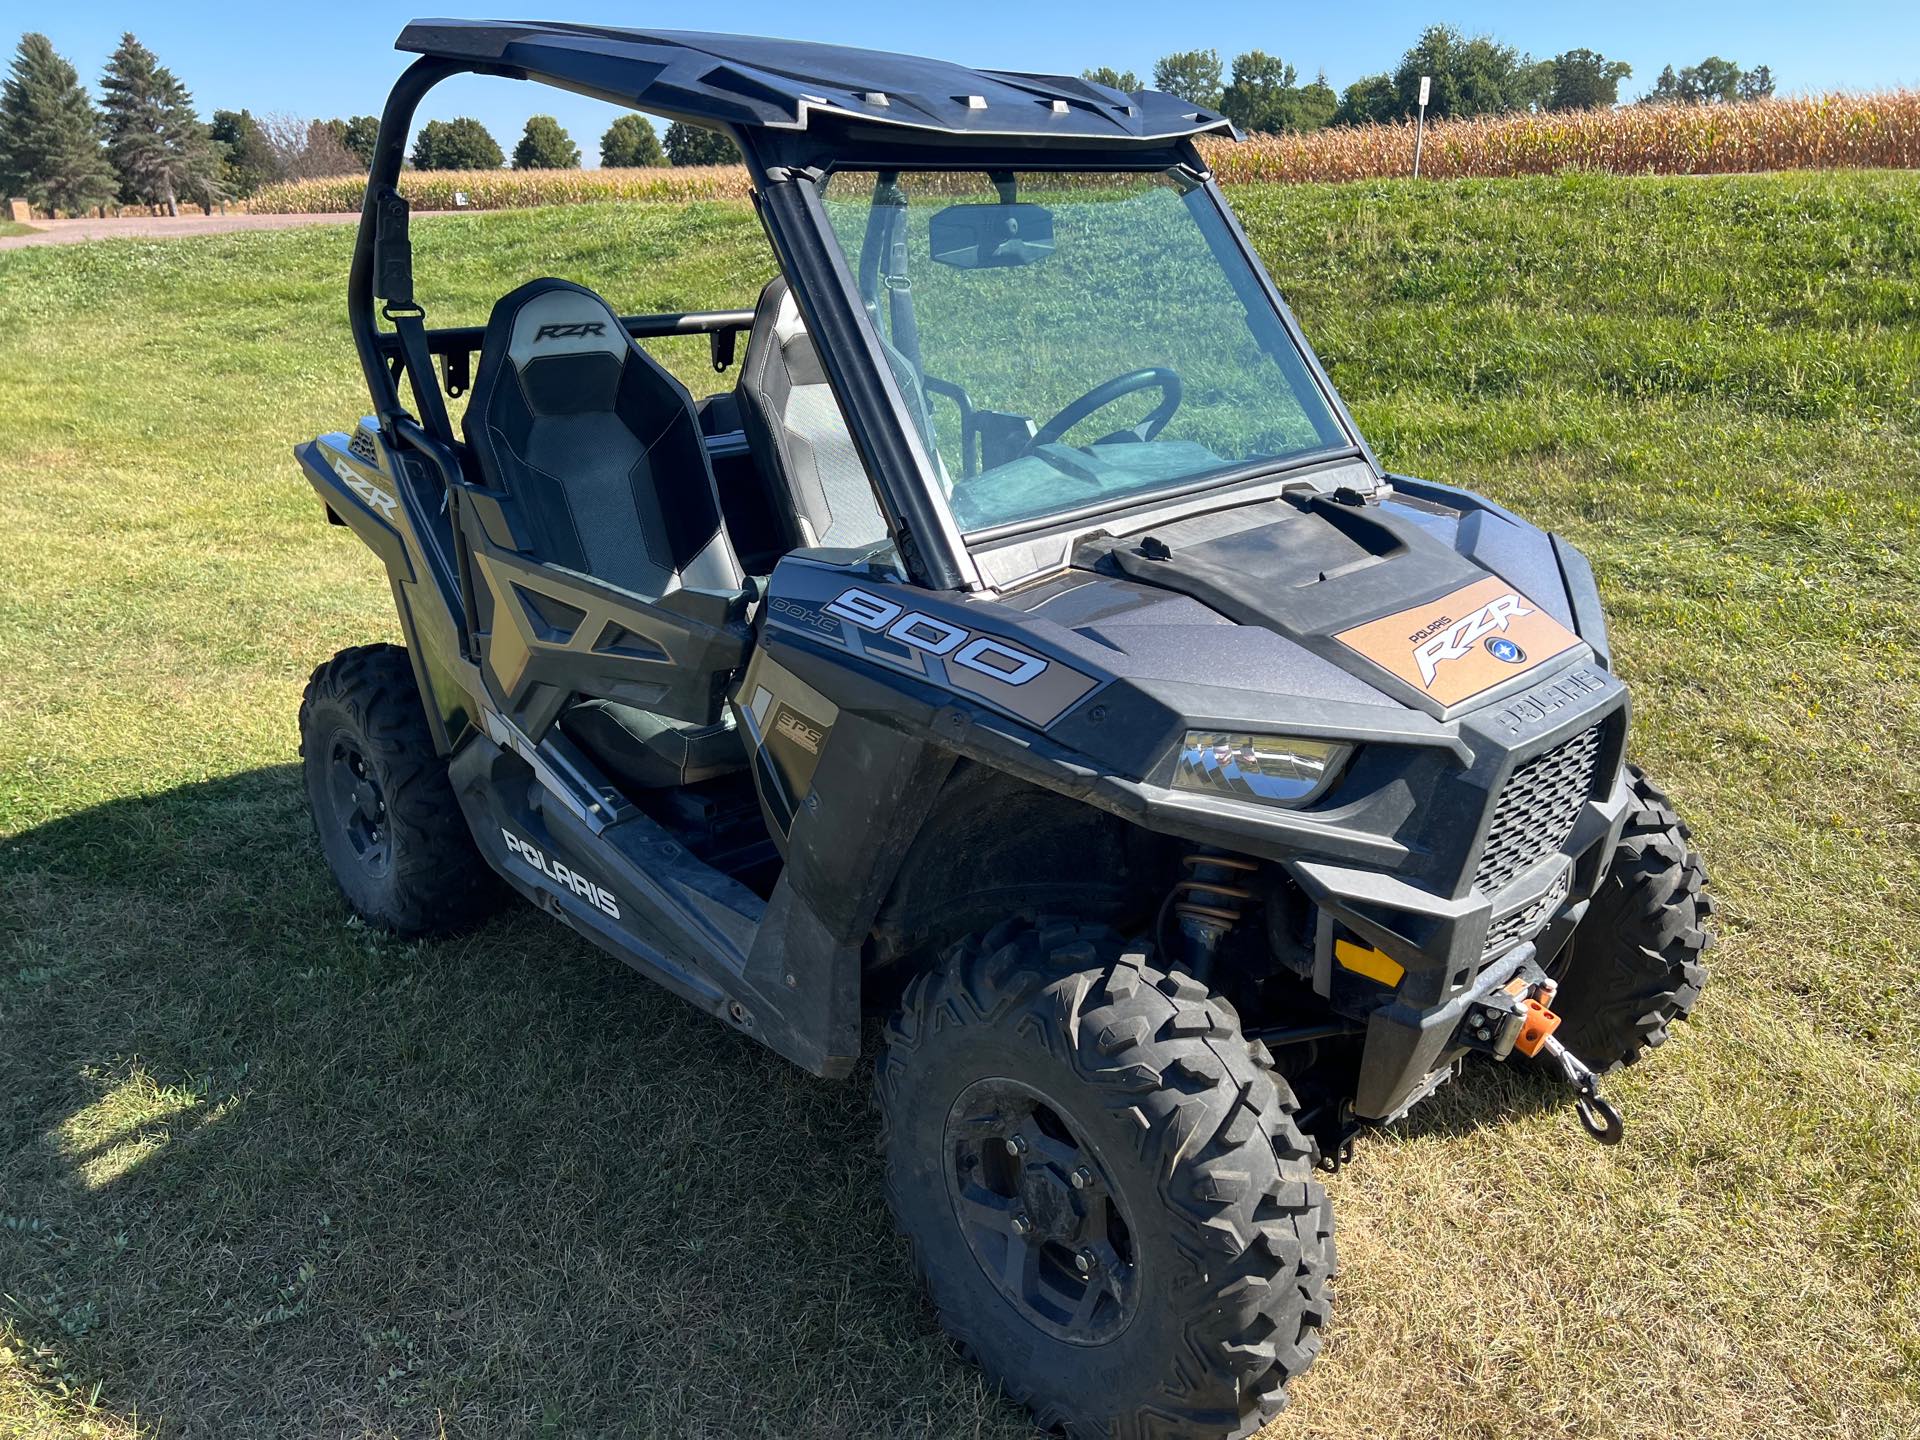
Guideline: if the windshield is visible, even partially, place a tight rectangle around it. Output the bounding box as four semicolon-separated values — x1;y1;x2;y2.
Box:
818;169;1348;535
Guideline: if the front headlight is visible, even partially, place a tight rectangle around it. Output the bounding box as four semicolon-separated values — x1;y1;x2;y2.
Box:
1172;731;1351;807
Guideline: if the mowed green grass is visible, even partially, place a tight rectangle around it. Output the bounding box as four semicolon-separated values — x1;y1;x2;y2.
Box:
1;173;1916;1439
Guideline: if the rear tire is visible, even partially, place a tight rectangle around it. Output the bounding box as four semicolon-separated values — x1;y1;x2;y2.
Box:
298;643;497;936
875;918;1333;1440
1550;765;1712;1070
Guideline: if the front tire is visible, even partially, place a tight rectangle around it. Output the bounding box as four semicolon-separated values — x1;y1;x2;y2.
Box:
875;919;1333;1440
298;643;497;936
1550;765;1712;1070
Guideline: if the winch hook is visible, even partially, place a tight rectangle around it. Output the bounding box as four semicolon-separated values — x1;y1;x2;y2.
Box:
1537;1031;1624;1146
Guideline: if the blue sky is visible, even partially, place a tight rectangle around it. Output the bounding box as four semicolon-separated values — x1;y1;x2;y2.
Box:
24;2;1920;165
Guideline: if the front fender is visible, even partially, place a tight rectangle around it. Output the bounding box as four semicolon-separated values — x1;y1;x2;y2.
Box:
295;431;415;581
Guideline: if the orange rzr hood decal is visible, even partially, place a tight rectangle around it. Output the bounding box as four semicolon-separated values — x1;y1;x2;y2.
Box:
1334;575;1581;707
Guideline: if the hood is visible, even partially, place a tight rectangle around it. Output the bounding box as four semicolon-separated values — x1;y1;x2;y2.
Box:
1065;491;1590;721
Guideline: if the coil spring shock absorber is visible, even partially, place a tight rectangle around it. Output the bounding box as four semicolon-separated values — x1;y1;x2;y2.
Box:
1164;851;1258;982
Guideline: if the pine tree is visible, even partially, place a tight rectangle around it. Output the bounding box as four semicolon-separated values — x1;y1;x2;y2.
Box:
99;33;221;215
0;33;115;216
209;108;275;195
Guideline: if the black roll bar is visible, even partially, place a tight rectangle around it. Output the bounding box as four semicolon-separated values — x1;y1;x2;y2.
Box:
351;56;471;429
350;51;975;591
371;309;757;399
353;61;758;420
372;309;756;362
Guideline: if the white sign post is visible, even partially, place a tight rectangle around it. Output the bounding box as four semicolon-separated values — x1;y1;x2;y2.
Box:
1413;74;1431;177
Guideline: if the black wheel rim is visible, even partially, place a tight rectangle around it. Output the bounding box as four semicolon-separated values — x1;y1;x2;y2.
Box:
326;734;391;877
943;1078;1139;1345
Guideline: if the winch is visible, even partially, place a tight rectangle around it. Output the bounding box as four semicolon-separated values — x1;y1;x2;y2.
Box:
1457;974;1625;1145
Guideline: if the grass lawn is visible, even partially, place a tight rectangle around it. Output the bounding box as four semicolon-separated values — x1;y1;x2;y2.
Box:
2;173;1917;1439
0;221;41;238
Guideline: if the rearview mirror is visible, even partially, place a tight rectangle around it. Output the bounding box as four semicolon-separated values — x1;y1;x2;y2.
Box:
929;203;1055;269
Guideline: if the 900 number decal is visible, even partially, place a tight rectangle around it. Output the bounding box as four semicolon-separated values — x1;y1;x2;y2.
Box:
825;587;1048;686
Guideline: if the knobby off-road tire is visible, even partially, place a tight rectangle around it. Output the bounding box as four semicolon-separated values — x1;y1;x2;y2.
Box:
1550;765;1713;1071
875;919;1334;1440
299;643;497;936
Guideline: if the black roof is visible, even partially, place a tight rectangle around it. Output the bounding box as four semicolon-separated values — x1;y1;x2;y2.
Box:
397;19;1235;145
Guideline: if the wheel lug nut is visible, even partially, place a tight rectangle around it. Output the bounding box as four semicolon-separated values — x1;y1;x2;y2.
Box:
1003;1135;1027;1157
1075;1249;1094;1274
1070;1166;1092;1190
1011;1213;1032;1236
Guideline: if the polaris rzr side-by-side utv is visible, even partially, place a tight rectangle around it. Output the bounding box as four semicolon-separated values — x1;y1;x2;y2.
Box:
296;20;1712;1438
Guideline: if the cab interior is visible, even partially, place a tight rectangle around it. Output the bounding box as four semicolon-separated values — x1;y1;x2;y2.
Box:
387;267;889;895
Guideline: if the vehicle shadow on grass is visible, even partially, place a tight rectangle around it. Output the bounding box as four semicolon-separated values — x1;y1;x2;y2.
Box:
1385;1059;1571;1143
0;766;1018;1439
0;767;1576;1439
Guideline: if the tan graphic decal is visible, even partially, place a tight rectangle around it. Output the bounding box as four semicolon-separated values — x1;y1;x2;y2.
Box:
1335;575;1581;706
774;709;823;755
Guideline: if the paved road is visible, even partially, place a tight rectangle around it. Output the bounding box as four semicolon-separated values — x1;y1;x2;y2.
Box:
1;212;367;250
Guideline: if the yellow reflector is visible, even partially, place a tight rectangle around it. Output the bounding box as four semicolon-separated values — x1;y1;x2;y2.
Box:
1334;939;1405;988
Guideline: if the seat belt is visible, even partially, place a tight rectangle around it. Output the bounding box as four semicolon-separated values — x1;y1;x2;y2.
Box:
387;299;454;445
372;186;454;446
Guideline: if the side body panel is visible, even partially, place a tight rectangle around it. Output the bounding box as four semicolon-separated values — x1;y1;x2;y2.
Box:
296;423;480;750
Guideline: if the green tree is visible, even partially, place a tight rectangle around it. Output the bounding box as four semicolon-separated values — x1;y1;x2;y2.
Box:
1220;51;1296;132
1642;57;1773;105
340;114;379;166
1332;25;1547;125
0;33;115;215
599;112;664;167
99;33;221;214
1289;72;1339;132
1218;51;1336;134
209;108;275;195
1332;73;1399;126
663;120;737;165
1081;65;1140;93
410;116;503;170
512;115;579;169
1546;49;1633;111
1397;25;1548;120
1151;49;1224;110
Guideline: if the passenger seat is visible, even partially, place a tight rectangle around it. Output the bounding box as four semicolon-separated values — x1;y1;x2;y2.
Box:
735;276;891;553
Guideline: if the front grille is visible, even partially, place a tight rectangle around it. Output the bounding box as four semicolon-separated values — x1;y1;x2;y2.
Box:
1483;868;1571;958
1474;725;1605;894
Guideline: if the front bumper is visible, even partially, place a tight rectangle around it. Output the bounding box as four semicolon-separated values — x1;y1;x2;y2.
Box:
1118;655;1634;1121
1327;769;1629;1119
1296;726;1633;1121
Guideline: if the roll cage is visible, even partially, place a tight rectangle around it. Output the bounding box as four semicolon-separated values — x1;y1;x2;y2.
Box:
351;23;1377;597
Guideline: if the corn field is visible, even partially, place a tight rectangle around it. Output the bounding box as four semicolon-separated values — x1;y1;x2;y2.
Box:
247;91;1920;213
1207;91;1920;184
246;163;754;214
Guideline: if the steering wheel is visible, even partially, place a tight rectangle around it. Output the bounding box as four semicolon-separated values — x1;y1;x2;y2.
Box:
1030;367;1183;450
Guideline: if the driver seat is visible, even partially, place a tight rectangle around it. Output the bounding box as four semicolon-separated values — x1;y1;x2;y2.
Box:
736;276;890;553
463;277;747;790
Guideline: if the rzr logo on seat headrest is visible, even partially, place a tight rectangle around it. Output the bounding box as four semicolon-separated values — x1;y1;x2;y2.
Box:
532;321;607;341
